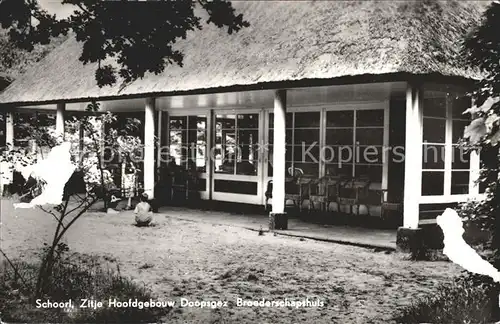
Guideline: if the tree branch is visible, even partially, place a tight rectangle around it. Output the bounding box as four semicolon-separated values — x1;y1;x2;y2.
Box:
38;205;67;231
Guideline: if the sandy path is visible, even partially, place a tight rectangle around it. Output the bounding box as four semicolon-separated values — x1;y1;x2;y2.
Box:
1;199;461;323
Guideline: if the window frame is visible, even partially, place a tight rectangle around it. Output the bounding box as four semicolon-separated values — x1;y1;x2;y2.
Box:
168;113;208;174
420;88;480;200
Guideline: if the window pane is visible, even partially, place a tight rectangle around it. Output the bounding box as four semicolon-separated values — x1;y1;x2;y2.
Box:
422;171;444;196
268;113;293;129
294;129;320;144
237;114;259;129
423;96;446;118
327;111;353;127
452;119;469;143
355;165;382;183
195;159;206;173
356;128;384;145
357;110;384;127
236;145;259;162
294;112;320;128
326;163;352;178
451;171;469;195
216;115;236;130
169;116;186;130
170;144;184;165
357;146;383;164
452;146;470;169
188;115;204;129
293;162;319;177
286;145;293;162
170;129;186;146
326;129;353;145
186;128;199;146
422;144;445;169
451;95;471;119
216;155;235;174
236;161;257;175
188;143;206;162
423;118;446;143
238;129;258;145
223;132;236;146
323;145;354;163
294;144;319;163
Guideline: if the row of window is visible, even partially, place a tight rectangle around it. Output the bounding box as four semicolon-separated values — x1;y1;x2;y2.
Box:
169;110;386;183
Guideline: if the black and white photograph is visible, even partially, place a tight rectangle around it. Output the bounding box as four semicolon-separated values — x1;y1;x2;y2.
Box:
0;0;500;323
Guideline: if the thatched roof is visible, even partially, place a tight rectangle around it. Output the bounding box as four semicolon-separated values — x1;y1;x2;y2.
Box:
0;73;12;91
0;0;490;106
0;28;68;84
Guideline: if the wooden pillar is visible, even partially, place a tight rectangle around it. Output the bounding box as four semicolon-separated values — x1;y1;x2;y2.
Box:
402;83;423;229
270;89;288;230
144;97;156;199
56;103;65;138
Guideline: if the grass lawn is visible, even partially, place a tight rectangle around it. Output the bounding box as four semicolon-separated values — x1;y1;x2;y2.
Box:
1;198;462;323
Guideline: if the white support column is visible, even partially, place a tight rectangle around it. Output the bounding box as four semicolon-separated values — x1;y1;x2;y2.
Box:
56;103;65;138
1;111;15;195
403;83;423;229
206;109;213;200
144;97;156;199
469;111;481;196
5;111;14;148
156;110;162;169
444;95;453;196
272;90;287;215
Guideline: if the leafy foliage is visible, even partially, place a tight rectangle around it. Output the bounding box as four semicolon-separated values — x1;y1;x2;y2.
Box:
394;278;494;324
0;252;169;323
0;0;249;87
461;1;500;273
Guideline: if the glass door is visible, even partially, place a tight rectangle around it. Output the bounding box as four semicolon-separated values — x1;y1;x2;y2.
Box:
212;110;263;204
168;114;208;199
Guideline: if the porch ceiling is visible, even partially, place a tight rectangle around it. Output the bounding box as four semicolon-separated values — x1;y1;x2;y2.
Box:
0;0;487;106
16;82;407;113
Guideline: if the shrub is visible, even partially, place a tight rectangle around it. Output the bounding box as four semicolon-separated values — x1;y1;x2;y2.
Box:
394;275;495;324
0;251;170;323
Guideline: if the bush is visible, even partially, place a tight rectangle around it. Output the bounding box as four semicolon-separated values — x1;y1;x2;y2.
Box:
394;276;495;324
0;250;170;323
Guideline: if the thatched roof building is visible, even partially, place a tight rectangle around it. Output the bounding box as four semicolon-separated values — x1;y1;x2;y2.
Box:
0;0;490;106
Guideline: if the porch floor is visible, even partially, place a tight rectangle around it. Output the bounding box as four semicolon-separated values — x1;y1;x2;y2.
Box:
157;206;397;250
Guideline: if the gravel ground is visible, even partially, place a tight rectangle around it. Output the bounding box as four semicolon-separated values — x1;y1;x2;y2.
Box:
1;198;462;323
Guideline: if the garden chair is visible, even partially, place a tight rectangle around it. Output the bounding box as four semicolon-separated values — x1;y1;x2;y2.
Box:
265;167;309;212
308;176;341;212
378;188;403;220
337;176;371;215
